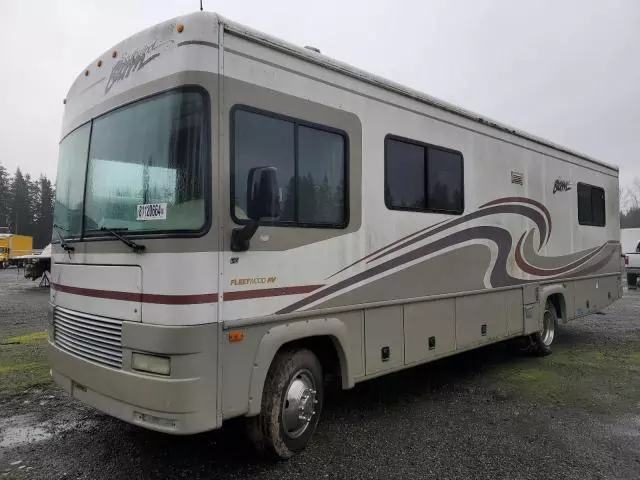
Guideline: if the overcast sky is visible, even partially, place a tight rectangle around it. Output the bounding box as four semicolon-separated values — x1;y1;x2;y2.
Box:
2;0;639;190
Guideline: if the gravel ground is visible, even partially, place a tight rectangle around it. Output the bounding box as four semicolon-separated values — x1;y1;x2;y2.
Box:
1;269;639;480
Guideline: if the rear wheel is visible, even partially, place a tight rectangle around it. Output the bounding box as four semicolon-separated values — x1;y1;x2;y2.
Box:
521;302;556;356
247;348;323;459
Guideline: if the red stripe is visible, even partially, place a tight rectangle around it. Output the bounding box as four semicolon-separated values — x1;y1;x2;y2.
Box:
51;283;218;305
142;292;218;304
224;284;323;301
52;283;142;302
51;283;322;304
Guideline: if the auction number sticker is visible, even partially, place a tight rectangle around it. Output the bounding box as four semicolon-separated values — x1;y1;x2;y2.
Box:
137;203;167;221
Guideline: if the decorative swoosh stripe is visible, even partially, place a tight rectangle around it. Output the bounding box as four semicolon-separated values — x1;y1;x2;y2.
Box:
479;197;552;243
285;196;616;315
366;203;548;264
329;196;554;281
279;226;523;314
224;285;323;301
515;232;613;276
326;219;449;279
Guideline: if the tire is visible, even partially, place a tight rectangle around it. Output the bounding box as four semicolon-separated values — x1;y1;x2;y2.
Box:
628;273;638;289
521;301;557;356
247;348;323;459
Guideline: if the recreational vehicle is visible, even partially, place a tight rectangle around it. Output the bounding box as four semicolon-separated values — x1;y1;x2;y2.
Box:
48;12;622;458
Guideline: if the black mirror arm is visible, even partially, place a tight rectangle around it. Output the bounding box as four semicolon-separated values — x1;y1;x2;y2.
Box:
230;221;259;252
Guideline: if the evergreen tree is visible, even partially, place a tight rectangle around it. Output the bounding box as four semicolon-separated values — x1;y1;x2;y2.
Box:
37;176;54;247
0;163;9;228
316;175;332;222
26;174;40;237
9;168;31;235
281;176;296;222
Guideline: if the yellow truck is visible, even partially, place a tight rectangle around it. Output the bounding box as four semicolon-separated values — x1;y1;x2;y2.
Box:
0;233;33;268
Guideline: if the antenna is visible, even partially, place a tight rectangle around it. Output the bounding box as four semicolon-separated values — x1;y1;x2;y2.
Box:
199;0;203;11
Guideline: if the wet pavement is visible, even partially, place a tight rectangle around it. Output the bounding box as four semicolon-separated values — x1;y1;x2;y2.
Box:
1;269;639;479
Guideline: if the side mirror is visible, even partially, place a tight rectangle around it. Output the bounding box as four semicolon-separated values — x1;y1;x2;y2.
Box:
231;166;280;252
247;166;280;220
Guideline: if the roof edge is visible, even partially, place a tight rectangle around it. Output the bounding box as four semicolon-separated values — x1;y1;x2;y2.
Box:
218;14;618;173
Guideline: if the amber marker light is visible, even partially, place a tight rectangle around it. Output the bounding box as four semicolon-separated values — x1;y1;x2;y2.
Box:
228;331;245;342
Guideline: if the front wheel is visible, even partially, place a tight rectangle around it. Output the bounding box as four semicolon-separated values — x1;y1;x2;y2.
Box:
521;302;557;356
247;348;323;459
628;273;638;289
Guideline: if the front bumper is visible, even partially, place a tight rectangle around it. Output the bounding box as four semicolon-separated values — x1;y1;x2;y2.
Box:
48;320;220;435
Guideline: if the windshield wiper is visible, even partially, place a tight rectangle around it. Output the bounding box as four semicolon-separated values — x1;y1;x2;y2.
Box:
52;224;75;253
95;227;145;253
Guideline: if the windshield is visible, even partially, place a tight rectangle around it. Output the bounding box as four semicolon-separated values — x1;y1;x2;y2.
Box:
53;124;90;239
52;88;209;240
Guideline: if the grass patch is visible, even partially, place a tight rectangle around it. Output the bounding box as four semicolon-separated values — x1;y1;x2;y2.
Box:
3;331;48;345
0;362;42;374
485;334;640;414
0;330;51;396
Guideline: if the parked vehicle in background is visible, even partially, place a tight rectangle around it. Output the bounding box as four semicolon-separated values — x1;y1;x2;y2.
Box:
622;228;640;288
0;230;34;268
621;228;640;254
16;243;52;286
48;12;622;459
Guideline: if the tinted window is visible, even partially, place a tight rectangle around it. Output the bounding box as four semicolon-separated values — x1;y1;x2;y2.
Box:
428;148;464;212
385;136;463;214
232;108;347;227
577;183;605;226
233;110;294;222
385;139;425;210
297;126;345;224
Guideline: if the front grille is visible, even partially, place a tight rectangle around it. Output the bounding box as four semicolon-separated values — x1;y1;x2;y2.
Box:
53;306;123;368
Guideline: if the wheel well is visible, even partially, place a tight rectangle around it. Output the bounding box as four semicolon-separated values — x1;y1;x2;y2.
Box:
546;293;567;323
277;336;342;386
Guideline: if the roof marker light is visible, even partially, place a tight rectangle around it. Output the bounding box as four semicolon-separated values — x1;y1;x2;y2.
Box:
112;50;117;58
97;60;102;67
84;70;89;77
177;24;184;33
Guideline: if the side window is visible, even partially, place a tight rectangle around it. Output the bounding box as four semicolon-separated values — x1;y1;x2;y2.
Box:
385;139;425;209
232;108;347;228
577;182;605;226
427;148;464;212
385;136;463;214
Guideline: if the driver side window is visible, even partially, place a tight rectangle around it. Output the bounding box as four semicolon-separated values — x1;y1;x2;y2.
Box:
231;107;348;228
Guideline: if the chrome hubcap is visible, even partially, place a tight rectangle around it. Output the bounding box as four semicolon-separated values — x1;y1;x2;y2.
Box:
541;309;555;347
281;369;317;439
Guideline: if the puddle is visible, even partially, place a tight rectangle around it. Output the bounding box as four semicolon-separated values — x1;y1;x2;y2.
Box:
0;413;98;448
0;415;51;448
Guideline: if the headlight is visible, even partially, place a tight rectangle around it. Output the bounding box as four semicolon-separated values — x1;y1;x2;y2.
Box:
131;353;171;376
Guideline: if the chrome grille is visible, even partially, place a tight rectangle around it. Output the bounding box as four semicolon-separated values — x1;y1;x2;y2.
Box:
53;306;123;368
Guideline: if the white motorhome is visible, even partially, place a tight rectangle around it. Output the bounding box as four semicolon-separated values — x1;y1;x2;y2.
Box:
49;12;622;458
